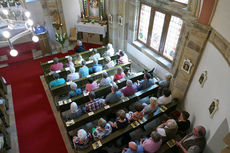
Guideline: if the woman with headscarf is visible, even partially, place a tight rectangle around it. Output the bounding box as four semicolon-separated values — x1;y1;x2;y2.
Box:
67;66;80;82
68;82;82;98
73;129;92;149
103;43;114;57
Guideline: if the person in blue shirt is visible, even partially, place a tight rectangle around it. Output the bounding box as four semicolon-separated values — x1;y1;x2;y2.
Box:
76;40;86;53
137;73;154;91
89;58;103;74
68;82;82;98
49;73;66;87
79;60;89;78
122;141;144;153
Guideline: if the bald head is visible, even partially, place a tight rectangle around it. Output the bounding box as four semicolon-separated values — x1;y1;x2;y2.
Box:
193;126;206;137
129;141;138;151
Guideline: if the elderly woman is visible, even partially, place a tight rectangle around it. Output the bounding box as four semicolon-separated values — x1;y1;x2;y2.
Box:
66;102;82;120
73;129;92;149
89;48;101;60
126;103;144;122
68;82;82;98
74;53;83;65
66;56;74;67
156;119;178;140
99;72;113;87
92;118;112;140
103;43;114;57
67;66;80;82
50;57;63;72
89;58;103;74
114;66;125;82
104;56;115;69
142;97;158;114
140;131;162;153
49;73;65;87
85;77;99;92
118;50;129;65
121;80;137;97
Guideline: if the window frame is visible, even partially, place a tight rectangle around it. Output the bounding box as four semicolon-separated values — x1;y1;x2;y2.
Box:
137;2;183;62
170;0;188;7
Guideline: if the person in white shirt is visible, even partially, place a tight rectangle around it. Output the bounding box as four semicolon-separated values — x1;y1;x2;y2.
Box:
89;49;101;60
67;66;80;81
156;119;178;139
157;88;172;106
103;43;114;57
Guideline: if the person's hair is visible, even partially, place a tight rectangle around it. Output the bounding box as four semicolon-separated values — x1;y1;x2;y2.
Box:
167;119;177;129
126;80;133;87
105;56;111;63
76;53;82;60
53;57;59;64
145;73;151;80
181;111;190;120
124;67;130;75
81;60;86;66
93;48;98;54
112;83;118;92
77;40;82;46
135;103;144;112
70;82;78;89
117;109;126;120
98;118;107;128
93;58;98;64
163;88;171;97
150;97;157;106
53;73;60;79
69;66;75;73
102;72;108;78
88;77;94;84
107;43;112;50
166;75;172;81
197;126;206;137
151;131;161;142
117;66;123;74
68;56;73;62
119;50;125;56
89;91;95;100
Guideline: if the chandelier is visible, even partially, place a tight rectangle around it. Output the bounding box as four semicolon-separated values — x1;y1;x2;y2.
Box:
0;0;39;57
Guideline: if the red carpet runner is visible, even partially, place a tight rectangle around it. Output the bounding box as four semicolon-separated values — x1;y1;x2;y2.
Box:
0;42;101;153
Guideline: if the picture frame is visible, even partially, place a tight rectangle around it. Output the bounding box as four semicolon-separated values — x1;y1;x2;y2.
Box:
209;98;219;118
181;59;192;74
83;0;104;19
198;71;207;87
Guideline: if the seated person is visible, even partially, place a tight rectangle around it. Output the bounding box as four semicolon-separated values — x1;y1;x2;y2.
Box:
50;57;63;72
92;118;112;141
157;88;172;106
65;102;82;120
122;141;144;153
124;67;135;79
137;73;154;91
104;56;115;69
85;77;99;92
118;50;129;65
73;129;92;149
68;82;82;98
156;74;172;97
142;97;158;114
99;72;113;87
74;53;83;65
156;119;178;140
79;60;89;78
84;91;104;112
177;111;190;135
67;66;80;81
140;131;162;153
89;48;101;60
103;43;114;57
114;66;125;82
66;56;74;67
105;83;122;104
121;80;137;97
76;40;86;53
89;58;103;74
126;103;144;122
176;126;206;153
49;73;65;87
109;109;129;131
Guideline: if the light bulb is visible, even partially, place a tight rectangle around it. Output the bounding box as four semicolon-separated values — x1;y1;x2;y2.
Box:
2;9;8;15
10;49;18;57
32;35;39;42
25;11;31;18
2;31;10;38
26;19;34;26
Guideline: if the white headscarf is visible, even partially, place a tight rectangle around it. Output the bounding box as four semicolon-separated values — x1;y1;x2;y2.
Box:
106;43;114;56
70;82;78;89
69;66;76;73
77;129;87;140
70;102;79;113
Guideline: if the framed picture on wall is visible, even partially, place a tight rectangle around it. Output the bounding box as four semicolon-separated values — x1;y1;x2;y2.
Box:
181;59;192;74
198;71;207;87
209;98;219;119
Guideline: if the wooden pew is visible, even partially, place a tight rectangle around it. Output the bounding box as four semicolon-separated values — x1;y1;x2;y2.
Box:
41;47;107;74
57;72;144;112
44;54;119;83
50;62;131;99
0;90;8;111
0;103;9;127
0;121;10;150
76;99;178;153
65;83;158;132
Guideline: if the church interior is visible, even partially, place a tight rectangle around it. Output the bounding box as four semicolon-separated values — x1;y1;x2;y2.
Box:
0;0;229;153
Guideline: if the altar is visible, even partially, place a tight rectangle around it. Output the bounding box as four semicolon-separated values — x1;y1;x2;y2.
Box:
76;22;107;45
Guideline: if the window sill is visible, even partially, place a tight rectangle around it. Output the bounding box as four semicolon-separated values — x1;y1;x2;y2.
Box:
132;41;172;70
